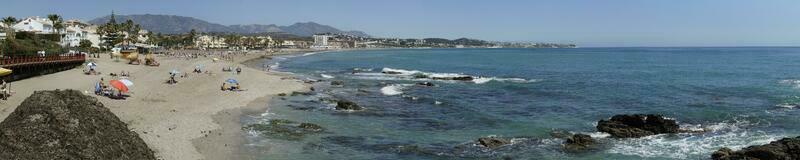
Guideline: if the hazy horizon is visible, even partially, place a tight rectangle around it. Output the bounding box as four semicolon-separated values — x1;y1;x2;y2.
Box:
2;0;800;47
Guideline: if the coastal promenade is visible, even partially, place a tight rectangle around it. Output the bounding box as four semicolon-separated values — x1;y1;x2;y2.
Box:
0;51;307;160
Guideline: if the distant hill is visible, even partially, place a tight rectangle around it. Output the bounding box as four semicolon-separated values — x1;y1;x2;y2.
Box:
88;14;370;37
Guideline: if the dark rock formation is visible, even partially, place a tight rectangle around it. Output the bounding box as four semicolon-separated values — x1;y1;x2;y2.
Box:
563;134;595;152
0;90;156;160
416;82;435;87
477;137;510;149
291;91;313;96
299;123;324;132
330;80;344;86
243;119;324;141
336;100;363;111
596;114;679;138
432;76;474;81
382;71;403;75
712;136;800;160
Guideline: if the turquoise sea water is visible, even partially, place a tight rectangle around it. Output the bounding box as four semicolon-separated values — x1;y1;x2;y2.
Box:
244;48;800;159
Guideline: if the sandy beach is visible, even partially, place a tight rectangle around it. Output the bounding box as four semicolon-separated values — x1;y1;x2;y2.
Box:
0;50;309;160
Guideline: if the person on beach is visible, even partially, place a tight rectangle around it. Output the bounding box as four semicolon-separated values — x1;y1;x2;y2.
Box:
220;83;227;91
236;66;242;74
0;80;11;100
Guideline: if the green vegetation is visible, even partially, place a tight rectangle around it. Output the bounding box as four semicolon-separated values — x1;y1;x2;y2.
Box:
1;15;66;56
1;32;66;56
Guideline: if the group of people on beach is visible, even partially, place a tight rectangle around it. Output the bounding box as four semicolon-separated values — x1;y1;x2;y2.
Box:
163;50;250;61
220;82;244;92
94;78;124;99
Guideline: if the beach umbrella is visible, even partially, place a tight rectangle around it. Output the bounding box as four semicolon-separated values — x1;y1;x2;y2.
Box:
0;68;12;76
170;69;180;75
109;80;129;93
119;79;134;87
86;62;97;67
226;78;238;84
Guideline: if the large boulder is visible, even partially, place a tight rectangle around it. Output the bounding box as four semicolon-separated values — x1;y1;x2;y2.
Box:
712;136;800;160
336;100;363;111
563;134;596;152
476;137;510;149
596;114;679;138
0;90;156;160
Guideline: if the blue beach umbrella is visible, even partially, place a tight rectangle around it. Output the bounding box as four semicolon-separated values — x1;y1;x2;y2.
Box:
226;78;238;83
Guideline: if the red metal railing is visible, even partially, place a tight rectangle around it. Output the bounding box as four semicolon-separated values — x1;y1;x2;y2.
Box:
0;54;86;66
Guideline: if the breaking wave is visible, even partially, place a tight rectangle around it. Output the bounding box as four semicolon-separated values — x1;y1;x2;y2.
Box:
375;68;539;84
380;84;412;96
606;120;782;159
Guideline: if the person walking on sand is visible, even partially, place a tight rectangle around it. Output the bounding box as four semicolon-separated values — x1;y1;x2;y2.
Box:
236;66;242;75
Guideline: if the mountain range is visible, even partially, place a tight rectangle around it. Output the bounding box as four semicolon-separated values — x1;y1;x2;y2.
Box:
87;14;369;37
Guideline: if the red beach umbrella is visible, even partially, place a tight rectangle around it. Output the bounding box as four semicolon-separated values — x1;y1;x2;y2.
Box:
109;80;129;93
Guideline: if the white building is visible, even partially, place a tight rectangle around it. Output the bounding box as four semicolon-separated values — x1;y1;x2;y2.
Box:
137;30;149;43
83;25;102;48
62;25;89;47
195;35;228;49
13;17;55;34
311;34;336;49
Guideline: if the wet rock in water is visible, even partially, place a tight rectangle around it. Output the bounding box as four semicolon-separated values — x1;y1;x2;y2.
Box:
330;80;344;86
563;134;595;152
336;100;363;111
277;93;287;96
291;91;313;96
596;114;679;138
299;123;324;132
243;119;324;141
432;76;474;81
416;82;435;87
412;73;429;79
382;71;403;75
477;137;510;149
0;90;156;160
711;136;800;160
549;129;572;139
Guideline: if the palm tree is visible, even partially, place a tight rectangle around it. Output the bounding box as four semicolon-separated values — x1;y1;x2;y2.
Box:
46;14;61;34
53;18;64;41
186;29;197;47
2;16;17;40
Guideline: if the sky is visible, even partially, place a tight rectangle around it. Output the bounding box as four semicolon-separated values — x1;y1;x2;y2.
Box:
2;0;800;47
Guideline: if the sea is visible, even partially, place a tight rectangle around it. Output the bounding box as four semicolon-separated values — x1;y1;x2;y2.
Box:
242;47;800;160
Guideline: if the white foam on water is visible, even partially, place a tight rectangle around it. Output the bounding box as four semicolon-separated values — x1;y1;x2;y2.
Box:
353;68;373;72
377;67;540;84
780;79;800;88
776;103;797;108
585;132;611;138
302;51;322;56
606;120;782;159
320;74;335;79
380;84;412;96
472;77;541;84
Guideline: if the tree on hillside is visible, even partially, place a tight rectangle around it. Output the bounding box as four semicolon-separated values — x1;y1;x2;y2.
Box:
46;14;60;34
2;17;17;40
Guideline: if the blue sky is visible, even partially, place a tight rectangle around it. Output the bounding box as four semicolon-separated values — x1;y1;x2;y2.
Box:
2;0;800;47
